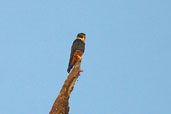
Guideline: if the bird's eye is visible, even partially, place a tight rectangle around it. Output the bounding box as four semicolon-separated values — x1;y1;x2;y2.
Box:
80;36;83;38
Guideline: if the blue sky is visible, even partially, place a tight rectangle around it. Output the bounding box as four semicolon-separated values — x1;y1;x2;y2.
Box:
0;0;171;114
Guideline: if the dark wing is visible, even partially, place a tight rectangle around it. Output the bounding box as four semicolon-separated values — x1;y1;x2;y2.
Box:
67;39;85;73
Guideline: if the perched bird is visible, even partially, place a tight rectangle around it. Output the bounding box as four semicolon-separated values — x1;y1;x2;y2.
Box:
67;33;86;73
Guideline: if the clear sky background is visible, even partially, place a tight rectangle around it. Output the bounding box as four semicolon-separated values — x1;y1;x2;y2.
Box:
0;0;171;114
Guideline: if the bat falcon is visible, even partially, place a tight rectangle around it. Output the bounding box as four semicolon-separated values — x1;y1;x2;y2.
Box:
67;33;86;73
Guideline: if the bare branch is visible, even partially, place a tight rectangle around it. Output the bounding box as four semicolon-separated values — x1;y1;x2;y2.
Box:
49;60;82;114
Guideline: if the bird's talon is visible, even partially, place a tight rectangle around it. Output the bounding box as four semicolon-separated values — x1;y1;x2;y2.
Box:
77;55;82;61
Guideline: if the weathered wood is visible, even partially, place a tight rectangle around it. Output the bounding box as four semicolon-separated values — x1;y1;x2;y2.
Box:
49;60;82;114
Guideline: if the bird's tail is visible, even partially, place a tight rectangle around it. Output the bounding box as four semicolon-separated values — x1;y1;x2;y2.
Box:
67;66;72;73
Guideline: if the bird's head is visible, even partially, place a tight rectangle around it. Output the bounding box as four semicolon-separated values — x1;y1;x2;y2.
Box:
77;33;86;43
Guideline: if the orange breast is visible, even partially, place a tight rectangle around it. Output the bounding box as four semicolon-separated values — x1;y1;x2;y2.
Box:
74;51;83;56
